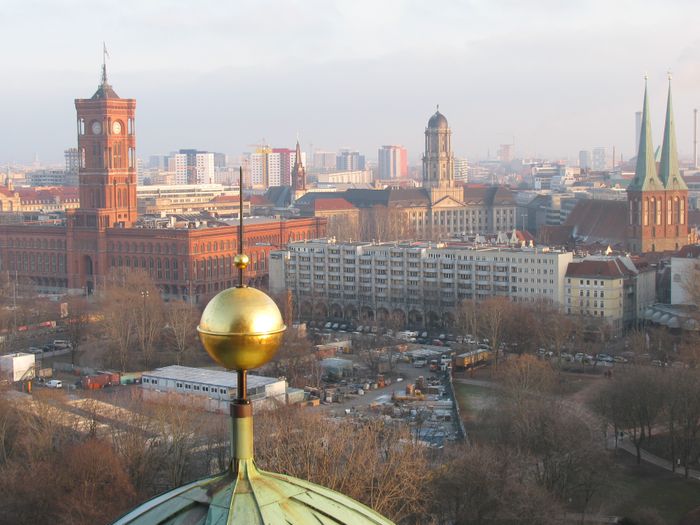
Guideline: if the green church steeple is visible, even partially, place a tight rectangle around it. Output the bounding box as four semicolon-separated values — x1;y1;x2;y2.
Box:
659;76;688;191
629;79;663;192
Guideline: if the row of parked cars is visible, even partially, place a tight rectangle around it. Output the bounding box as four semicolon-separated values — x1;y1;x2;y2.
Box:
26;339;73;356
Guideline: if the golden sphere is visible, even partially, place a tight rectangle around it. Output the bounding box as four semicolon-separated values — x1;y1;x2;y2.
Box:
197;286;286;370
233;253;250;270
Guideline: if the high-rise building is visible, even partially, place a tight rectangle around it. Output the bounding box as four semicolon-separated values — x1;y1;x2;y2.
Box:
213;152;227;168
592;147;607;171
498;144;513;163
579;150;591;170
195;152;215;185
64;148;80;186
249;147;305;189
312;151;336;171
454;157;469;183
168;153;188;184
377;145;408;179
149;155;168;170
627;80;688;253
175;149;215;185
336;150;365;171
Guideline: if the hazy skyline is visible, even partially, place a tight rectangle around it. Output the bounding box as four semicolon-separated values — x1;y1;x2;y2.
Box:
3;0;700;165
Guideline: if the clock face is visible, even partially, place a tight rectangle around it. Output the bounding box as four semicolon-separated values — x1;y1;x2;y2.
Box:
112;121;122;134
91;121;102;135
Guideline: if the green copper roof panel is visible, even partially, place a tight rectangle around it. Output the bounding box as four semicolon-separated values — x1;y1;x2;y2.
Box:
659;80;688;191
629;81;663;192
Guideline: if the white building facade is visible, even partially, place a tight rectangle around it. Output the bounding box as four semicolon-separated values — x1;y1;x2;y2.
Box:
141;365;288;413
270;239;573;328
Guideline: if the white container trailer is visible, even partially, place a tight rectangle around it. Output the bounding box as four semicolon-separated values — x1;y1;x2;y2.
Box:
0;352;36;382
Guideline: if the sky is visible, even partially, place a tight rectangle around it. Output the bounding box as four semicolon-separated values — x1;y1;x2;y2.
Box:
2;0;700;165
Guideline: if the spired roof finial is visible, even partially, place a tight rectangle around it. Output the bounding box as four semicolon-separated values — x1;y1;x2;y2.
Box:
659;72;688;191
629;76;662;192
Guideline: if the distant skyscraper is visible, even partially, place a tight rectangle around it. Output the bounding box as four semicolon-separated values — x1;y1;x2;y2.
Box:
592;147;607;171
249;147;305;188
64;148;80;185
579;150;591;170
377;145;408;179
171;149;215;184
635;111;642;155
454;157;469;182
213;152;227;168
336;150;365;171
195;152;215;184
498;144;513;163
312;151;336;171
168;153;187;184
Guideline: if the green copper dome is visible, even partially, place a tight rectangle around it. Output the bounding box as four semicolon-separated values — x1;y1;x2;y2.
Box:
112;459;394;525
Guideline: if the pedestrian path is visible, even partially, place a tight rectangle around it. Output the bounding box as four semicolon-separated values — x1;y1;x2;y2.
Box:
608;436;700;481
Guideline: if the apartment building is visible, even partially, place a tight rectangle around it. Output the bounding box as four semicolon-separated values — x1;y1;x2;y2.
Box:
564;255;656;335
270;239;573;328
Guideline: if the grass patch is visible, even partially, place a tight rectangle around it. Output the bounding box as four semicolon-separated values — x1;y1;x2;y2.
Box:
453;382;495;420
603;450;700;524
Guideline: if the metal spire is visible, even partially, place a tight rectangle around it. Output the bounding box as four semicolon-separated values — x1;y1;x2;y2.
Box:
629;76;662;192
659;73;688;191
101;42;110;85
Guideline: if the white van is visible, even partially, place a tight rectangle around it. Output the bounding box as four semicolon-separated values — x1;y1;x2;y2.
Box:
45;380;63;389
53;340;72;349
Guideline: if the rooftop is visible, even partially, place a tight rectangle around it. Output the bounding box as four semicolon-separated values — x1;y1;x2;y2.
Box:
143;365;279;389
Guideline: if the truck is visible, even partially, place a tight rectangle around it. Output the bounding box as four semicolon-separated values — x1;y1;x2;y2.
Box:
453;349;492;370
81;372;120;390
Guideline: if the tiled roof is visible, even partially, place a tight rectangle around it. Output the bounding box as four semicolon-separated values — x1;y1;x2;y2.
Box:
565;257;637;279
676;244;700;258
313;198;356;211
462;185;515;206
564;200;627;244
209;195;241;204
537;225;574;246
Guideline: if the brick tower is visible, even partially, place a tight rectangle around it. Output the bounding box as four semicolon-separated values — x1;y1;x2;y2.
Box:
67;58;137;292
627;79;688;253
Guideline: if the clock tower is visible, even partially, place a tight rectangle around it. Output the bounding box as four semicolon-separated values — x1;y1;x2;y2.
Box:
74;62;137;229
68;61;137;292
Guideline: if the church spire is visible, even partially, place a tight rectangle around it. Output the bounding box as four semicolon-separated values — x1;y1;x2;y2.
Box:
659;75;688;191
629;77;662;192
292;139;306;192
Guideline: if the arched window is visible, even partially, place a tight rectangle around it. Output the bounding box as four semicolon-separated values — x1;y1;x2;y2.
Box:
643;198;649;226
655;197;662;225
680;198;685;225
667;198;673;225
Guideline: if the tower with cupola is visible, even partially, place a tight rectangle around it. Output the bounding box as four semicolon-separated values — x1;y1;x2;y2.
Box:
74;60;137;230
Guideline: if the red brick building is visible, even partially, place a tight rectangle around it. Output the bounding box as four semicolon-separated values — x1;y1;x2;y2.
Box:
0;66;325;303
627;81;689;253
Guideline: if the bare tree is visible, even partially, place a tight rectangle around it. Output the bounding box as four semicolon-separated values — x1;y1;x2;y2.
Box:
480;297;510;367
429;443;563;525
165;300;199;365
594;366;666;464
65;296;91;366
255;406;429;523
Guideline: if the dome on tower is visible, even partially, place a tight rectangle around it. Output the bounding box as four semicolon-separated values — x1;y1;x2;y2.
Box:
111;460;394;525
428;109;448;129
